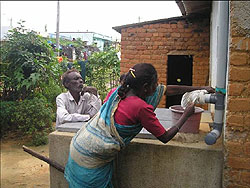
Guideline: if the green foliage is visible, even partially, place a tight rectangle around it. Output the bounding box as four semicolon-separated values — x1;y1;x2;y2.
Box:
15;97;53;133
0;101;18;133
0;98;54;145
38;80;64;116
31;131;49;146
0;22;63;145
0;21;63;101
86;47;120;100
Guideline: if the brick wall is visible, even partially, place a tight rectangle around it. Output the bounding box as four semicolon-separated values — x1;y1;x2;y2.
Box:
224;2;250;188
119;16;210;107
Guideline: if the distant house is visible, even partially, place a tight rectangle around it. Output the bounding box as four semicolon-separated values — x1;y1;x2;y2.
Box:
48;32;113;51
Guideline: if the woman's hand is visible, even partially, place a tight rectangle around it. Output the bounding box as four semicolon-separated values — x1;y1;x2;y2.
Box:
158;103;195;144
183;103;195;118
202;86;215;93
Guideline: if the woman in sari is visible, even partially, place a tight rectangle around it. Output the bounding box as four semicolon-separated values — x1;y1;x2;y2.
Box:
64;63;213;188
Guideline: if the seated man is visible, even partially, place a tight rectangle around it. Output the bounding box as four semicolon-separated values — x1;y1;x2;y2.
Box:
56;69;102;129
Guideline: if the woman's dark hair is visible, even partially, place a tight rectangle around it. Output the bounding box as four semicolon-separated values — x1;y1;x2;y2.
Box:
119;73;126;84
118;63;157;99
61;68;80;88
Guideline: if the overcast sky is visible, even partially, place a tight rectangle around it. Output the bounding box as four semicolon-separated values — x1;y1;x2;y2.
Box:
1;1;182;40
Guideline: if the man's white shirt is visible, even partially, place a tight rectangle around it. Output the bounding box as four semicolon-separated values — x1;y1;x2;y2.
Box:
56;91;101;128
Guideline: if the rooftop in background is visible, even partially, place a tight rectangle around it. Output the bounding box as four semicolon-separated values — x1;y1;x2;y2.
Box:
48;32;113;51
113;13;208;34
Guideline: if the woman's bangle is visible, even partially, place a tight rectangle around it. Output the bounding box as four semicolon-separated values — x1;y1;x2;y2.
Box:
174;125;180;131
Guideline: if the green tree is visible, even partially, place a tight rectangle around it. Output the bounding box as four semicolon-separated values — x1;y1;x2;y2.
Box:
0;21;64;145
0;21;63;101
86;46;120;100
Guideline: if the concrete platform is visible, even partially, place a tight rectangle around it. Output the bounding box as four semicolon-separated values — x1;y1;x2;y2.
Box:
49;108;223;188
56;108;212;138
113;137;223;188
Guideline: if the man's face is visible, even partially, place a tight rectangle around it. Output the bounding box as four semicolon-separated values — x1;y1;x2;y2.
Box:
65;72;84;93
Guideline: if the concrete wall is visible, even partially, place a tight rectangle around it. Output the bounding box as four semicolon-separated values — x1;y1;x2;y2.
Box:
49;131;72;188
114;139;223;188
49;131;223;188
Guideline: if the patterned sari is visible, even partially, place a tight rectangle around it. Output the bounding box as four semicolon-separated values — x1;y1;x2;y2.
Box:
64;84;166;188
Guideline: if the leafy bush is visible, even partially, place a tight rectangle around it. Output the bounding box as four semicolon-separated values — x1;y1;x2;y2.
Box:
0;101;18;133
1;98;54;145
0;22;63;145
85;47;120;100
31;131;49;146
36;80;64;118
0;21;63;101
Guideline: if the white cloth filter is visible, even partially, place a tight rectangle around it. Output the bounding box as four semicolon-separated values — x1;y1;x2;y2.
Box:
181;90;208;109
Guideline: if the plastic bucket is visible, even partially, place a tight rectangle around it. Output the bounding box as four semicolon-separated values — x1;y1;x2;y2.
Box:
169;105;204;134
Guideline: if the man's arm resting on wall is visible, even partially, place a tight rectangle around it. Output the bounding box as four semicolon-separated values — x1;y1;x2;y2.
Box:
56;97;90;126
84;93;102;118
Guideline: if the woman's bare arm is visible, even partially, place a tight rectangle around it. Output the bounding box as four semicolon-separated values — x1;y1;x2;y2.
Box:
157;103;195;143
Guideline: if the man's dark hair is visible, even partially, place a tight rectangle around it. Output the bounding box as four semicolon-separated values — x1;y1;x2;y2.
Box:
61;68;80;88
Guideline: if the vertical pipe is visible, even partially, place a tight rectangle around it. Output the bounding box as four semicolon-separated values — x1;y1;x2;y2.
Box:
205;1;229;145
216;1;229;90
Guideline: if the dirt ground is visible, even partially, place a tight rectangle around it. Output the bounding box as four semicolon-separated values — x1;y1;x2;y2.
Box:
1;133;50;188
